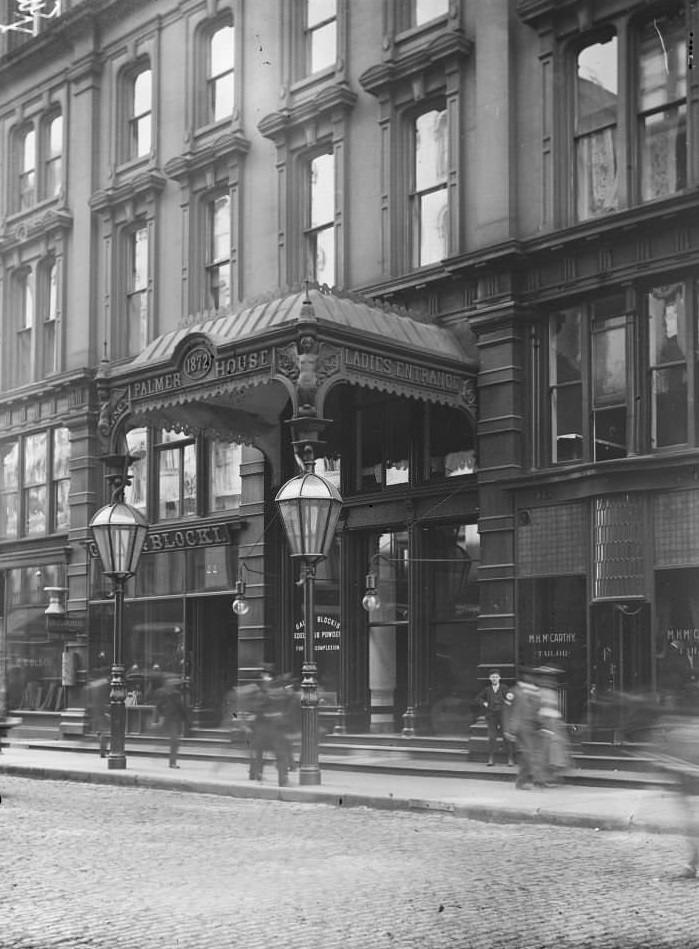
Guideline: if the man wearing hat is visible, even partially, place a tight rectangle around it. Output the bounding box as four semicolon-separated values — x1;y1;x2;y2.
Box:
476;669;514;766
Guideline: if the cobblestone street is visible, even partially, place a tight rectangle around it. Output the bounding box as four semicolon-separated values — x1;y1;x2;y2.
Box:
2;775;699;948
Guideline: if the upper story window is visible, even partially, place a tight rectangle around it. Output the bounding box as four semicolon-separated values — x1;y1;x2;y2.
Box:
5;256;60;389
128;67;152;160
206;194;231;310
0;427;71;541
395;0;449;31
568;6;691;223
18;127;36;210
543;280;699;466
210;440;242;511
638;11;687;202
43;113;62;198
12;107;63;213
156;429;197;520
412;108;448;267
208;24;235;123
126;226;149;357
575;35;618;221
304;0;336;74
305;152;335;286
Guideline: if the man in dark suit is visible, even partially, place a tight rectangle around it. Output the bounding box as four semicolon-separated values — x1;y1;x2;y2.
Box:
476;669;514;766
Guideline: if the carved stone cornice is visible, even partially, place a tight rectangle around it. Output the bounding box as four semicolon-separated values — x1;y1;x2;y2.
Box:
163;130;251;183
359;31;472;98
89;170;167;213
0;206;73;251
258;83;357;141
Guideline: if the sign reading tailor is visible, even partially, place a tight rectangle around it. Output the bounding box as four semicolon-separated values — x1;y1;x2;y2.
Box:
526;631;578;663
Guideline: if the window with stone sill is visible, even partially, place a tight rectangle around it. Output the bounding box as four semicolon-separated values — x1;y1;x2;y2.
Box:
126;226;149;358
201;24;235;124
570;6;691;223
13;109;63;213
206;193;231;310
126;66;152;161
544;280;699;466
411;107;448;268
395;0;449;33
305;151;335;287
304;0;336;75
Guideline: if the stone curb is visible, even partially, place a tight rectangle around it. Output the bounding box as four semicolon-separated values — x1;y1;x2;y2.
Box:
0;760;685;836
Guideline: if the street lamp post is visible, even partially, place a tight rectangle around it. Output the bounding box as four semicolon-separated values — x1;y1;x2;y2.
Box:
89;460;148;770
275;457;342;786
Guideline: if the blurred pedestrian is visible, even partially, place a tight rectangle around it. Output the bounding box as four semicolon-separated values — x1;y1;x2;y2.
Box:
535;666;571;786
476;669;514;766
505;670;544;789
247;666;293;787
86;674;110;758
153;676;189;769
660;640;694;709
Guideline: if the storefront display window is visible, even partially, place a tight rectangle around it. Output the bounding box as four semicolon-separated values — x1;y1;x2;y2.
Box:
426;523;480;735
518;576;587;722
6;563;63;711
656;568;699;670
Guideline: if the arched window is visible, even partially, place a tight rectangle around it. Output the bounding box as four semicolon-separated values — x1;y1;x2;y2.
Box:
208;25;234;123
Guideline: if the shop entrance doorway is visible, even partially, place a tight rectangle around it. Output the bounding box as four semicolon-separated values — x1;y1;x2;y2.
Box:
590;601;651;730
188;595;237;727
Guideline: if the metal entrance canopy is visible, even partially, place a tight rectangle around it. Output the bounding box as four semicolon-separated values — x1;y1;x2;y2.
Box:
96;286;478;471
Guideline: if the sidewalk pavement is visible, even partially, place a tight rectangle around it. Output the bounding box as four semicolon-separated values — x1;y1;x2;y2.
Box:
0;743;691;835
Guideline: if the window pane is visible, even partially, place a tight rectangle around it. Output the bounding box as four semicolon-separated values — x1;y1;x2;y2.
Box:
54;478;70;532
552;385;583;463
213;72;235;122
307;0;335;27
24;433;47;485
652;365;687;447
0;493;18;539
1;443;19;489
551;310;582;382
419;189;448;265
576;128;618;219
48;115;62;156
133;70;151;116
310;20;336;73
639;12;686;113
209;440;241;512
183;443;197;515
22;271;35;329
649;284;686;365
310;153;334;227
592;320;626;400
415;0;448;25
577;38;617;128
210;26;234;78
135;115;151;156
210;264;230;310
46;262;58;319
415;110;447;191
158;448;181;519
593;406;626;460
42;320;56;376
127;292;148;356
53;428;70;479
211;196;230;261
22;129;35;172
640;104;686;201
314;225;335;287
132;228;148;290
124;428;148;514
25;485;47;535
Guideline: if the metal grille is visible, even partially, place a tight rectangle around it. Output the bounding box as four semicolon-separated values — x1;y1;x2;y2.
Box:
593;494;645;599
654;489;699;566
517;503;587;577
